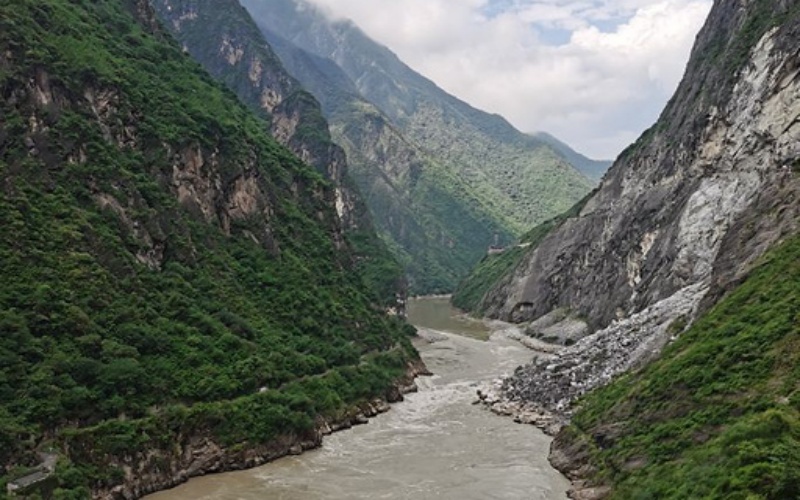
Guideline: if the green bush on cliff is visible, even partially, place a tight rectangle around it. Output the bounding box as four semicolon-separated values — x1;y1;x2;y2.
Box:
565;234;800;499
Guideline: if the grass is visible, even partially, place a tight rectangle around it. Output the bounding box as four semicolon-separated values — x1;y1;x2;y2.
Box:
564;234;800;499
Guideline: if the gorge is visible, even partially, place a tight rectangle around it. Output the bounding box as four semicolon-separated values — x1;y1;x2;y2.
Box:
1;0;798;499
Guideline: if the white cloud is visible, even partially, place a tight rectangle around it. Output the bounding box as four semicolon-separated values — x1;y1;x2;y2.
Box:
304;0;712;159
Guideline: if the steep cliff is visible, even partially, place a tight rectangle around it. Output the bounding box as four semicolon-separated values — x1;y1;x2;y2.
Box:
470;0;799;495
238;0;598;293
552;229;800;499
149;0;405;308
0;0;420;496
480;0;798;359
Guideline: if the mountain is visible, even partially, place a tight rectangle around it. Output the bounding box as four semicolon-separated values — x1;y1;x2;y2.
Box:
462;0;800;496
532;132;611;181
0;0;423;496
152;0;517;295
149;0;405;309
451;192;595;314
553;232;800;498
263;29;512;294
238;0;596;293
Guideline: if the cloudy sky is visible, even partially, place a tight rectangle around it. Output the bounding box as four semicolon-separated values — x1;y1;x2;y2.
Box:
303;0;712;159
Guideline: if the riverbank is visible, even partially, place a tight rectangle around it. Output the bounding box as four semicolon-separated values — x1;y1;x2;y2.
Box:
146;298;570;500
472;323;609;500
110;359;430;500
471;322;567;436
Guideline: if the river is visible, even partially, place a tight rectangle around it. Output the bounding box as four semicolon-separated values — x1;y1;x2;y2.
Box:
147;297;569;499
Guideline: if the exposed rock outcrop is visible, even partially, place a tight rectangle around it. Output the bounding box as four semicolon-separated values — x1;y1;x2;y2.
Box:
151;0;407;309
151;0;360;229
501;282;707;427
483;3;800;332
238;0;600;294
0;1;423;495
524;308;589;346
479;0;799;431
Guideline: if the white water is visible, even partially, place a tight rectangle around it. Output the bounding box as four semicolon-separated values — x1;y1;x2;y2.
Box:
147;298;569;499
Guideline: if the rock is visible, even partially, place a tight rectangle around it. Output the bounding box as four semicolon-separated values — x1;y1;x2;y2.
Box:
569;486;612;500
539;318;589;346
499;283;708;422
87;358;429;499
373;399;391;413
480;5;800;335
478;1;800;496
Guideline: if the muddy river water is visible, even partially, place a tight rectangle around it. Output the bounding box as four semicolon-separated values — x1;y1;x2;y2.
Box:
147;297;569;499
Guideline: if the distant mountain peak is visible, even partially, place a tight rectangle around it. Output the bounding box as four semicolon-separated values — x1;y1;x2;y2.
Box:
240;0;598;292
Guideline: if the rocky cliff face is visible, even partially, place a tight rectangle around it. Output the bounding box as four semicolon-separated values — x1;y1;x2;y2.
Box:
480;0;799;420
150;0;406;307
265;30;514;293
242;0;596;234
152;0;358;226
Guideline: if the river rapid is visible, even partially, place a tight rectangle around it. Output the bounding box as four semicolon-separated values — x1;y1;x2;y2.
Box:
147;297;569;499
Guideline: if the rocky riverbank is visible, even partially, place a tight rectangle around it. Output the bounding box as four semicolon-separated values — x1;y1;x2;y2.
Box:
479;283;706;423
100;359;430;500
145;299;570;500
473;284;709;499
471;322;566;435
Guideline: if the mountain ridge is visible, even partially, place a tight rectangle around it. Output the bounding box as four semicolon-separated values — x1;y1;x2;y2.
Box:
242;0;595;231
150;0;407;308
239;0;598;292
531;132;612;181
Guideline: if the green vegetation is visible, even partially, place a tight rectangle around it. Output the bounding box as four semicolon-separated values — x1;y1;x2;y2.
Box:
451;247;527;314
330;101;514;294
702;0;800;83
452;191;594;313
330;79;592;295
392;158;513;294
241;0;595;294
402;105;595;236
0;0;417;495
563;234;800;499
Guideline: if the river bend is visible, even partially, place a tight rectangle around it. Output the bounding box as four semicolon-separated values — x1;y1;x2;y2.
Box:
147;297;569;499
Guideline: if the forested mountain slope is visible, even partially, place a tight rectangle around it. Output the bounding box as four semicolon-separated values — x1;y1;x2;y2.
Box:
269;30;515;293
151;0;514;294
241;0;594;233
532;132;611;182
554;233;800;499
0;0;420;496
238;0;597;293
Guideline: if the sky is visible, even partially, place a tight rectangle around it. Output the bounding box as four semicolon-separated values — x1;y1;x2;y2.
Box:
303;0;713;159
